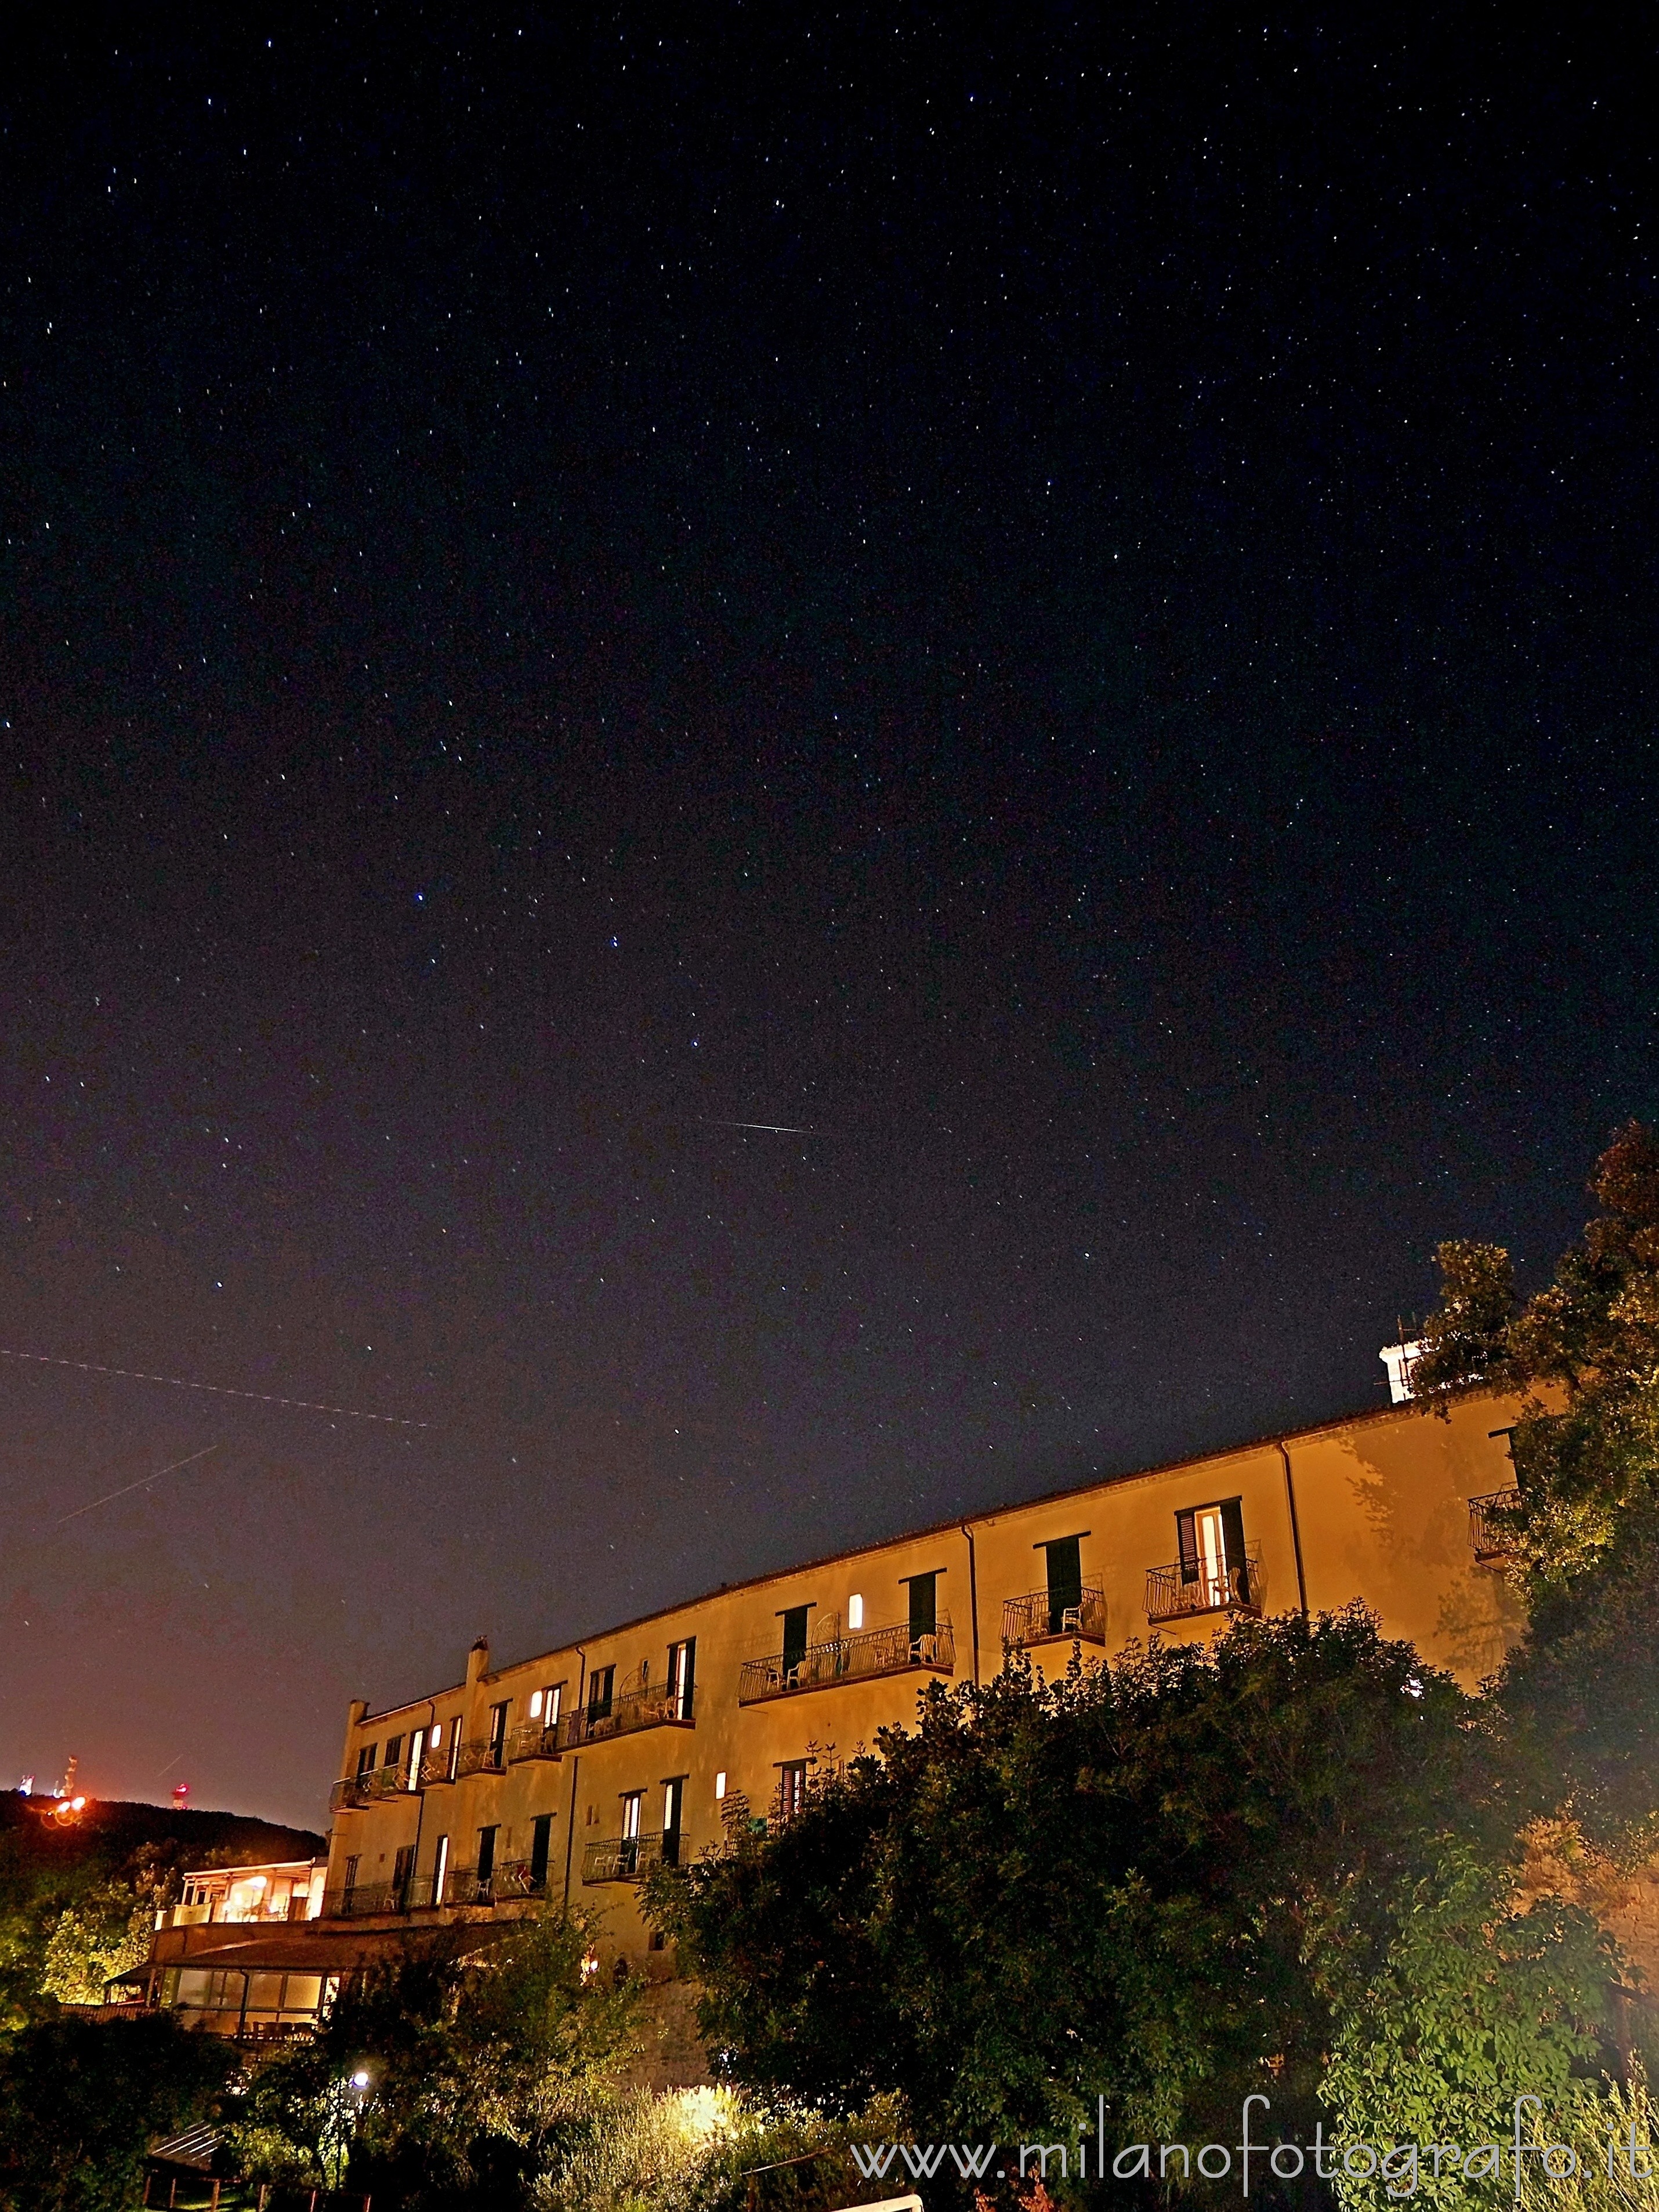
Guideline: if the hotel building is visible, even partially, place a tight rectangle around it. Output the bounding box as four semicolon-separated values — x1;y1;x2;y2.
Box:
140;1355;1525;2041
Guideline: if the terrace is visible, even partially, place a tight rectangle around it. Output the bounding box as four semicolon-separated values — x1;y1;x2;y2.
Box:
1144;1551;1263;1624
737;1617;955;1704
1002;1586;1107;1648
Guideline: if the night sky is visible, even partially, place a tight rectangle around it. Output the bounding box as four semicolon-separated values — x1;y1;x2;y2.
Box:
2;8;1654;1828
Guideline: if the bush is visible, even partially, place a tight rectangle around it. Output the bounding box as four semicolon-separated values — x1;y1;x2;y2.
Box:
0;2012;234;2212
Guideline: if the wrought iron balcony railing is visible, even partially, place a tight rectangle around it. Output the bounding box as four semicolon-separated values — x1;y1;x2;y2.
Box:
1002;1586;1107;1647
1469;1487;1523;1563
1144;1550;1263;1624
737;1618;955;1705
451;1737;508;1780
506;1721;564;1764
323;1859;555;1918
328;1759;418;1813
323;1878;425;1918
560;1682;696;1749
581;1830;675;1884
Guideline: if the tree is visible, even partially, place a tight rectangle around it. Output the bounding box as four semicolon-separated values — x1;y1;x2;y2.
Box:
39;1880;155;2007
1322;1842;1613;2210
0;2013;233;2212
1411;1121;1659;1848
230;1904;642;2209
649;1605;1592;2195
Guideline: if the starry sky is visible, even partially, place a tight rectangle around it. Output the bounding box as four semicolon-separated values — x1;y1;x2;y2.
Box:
2;7;1654;1827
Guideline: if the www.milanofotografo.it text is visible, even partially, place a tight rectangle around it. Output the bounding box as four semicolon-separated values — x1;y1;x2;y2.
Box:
850;2095;1659;2198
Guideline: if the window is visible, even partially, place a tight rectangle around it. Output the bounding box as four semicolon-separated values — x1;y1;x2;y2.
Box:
620;1790;643;1841
662;1777;684;1866
588;1666;615;1721
407;1728;426;1790
667;1639;696;1719
530;1683;562;1727
1176;1500;1248;1607
779;1606;810;1675
356;1744;378;1780
430;1720;443;1749
343;1854;360;1899
384;1734;403;1771
905;1571;938;1644
530;1813;553;1889
1044;1535;1084;1634
477;1824;498;1886
714;1770;727;1801
847;1592;864;1631
777;1761;809;1825
392;1845;414;1907
487;1701;509;1766
446;1727;461;1783
432;1834;450;1906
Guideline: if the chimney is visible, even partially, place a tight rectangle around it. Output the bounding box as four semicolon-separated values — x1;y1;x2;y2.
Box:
1379;1341;1423;1405
466;1637;490;1687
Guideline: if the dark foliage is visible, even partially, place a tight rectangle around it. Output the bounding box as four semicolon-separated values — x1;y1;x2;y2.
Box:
649;1606;1522;2164
0;2012;234;2212
1412;1121;1659;1848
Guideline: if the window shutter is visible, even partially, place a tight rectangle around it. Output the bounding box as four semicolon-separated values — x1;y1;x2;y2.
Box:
1220;1499;1248;1599
1176;1509;1199;1584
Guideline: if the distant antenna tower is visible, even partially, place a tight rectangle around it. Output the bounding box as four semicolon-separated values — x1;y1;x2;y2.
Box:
172;1780;190;1809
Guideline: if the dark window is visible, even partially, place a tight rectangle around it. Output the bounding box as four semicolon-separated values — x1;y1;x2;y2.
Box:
343;1855;360;1897
391;1845;414;1908
529;1813;552;1889
588;1666;615;1719
356;1744;378;1779
477;1824;498;1885
1044;1537;1083;1632
780;1606;810;1672
487;1702;509;1764
907;1572;938;1642
662;1776;684;1866
384;1735;403;1770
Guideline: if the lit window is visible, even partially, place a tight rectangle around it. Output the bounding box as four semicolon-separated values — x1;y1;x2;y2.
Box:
430;1721;443;1749
714;1771;727;1800
529;1690;543;1719
847;1593;864;1630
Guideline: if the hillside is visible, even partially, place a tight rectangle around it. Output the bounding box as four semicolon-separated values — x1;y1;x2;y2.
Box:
0;1791;325;2027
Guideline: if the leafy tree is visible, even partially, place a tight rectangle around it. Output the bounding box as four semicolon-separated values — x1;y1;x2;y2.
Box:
0;2012;233;2212
39;1878;156;2007
230;1904;641;2209
1322;1841;1614;2210
648;1606;1577;2193
1412;1121;1659;1847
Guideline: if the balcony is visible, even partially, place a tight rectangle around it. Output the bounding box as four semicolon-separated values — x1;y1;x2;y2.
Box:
327;1760;417;1813
506;1720;564;1764
1144;1551;1263;1625
560;1682;696;1750
737;1618;955;1706
582;1830;675;1884
322;1860;553;1918
1003;1587;1107;1648
1469;1488;1523;1563
451;1737;507;1780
